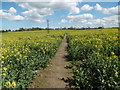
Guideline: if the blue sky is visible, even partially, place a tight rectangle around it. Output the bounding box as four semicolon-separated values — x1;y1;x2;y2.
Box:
0;1;119;30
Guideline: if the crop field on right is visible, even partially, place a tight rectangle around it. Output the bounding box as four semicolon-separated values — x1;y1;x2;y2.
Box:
66;28;119;89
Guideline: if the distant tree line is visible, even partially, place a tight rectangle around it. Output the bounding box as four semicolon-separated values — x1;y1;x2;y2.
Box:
0;26;119;33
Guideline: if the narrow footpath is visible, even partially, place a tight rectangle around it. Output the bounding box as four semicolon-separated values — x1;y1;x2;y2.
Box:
29;34;71;88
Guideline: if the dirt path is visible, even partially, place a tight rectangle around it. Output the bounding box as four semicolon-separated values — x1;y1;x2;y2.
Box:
29;34;70;88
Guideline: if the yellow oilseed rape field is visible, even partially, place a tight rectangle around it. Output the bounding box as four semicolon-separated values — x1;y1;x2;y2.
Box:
67;28;119;89
1;29;119;89
1;30;65;88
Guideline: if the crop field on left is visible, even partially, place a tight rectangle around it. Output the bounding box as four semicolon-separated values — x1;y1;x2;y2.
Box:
1;30;64;88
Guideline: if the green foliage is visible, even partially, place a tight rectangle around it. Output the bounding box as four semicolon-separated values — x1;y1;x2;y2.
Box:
2;31;63;88
67;30;120;89
70;54;119;89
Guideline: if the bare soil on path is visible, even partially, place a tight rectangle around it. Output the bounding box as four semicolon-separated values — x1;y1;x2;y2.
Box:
29;34;71;88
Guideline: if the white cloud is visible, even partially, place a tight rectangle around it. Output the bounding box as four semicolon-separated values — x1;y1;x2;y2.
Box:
15;1;81;22
19;1;80;13
1;1;81;23
0;8;24;21
5;0;119;2
7;0;83;2
8;7;17;14
80;4;93;11
93;15;118;27
84;16;118;28
13;15;24;20
61;19;68;23
68;14;93;19
67;14;93;26
94;4;102;11
94;4;118;15
7;0;81;14
69;7;80;14
59;19;68;24
58;14;93;26
22;9;46;23
64;12;118;28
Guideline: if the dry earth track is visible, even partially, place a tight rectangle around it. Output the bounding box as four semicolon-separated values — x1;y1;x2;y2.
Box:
29;34;71;88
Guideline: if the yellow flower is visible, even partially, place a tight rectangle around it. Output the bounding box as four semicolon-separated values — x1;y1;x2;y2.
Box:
1;56;4;59
115;72;118;77
2;61;4;64
3;67;7;71
5;81;11;87
17;52;20;55
112;55;118;58
111;52;115;55
12;81;16;87
95;45;97;47
2;73;6;77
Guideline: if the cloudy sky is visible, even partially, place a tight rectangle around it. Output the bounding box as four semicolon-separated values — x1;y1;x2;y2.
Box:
0;0;119;30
